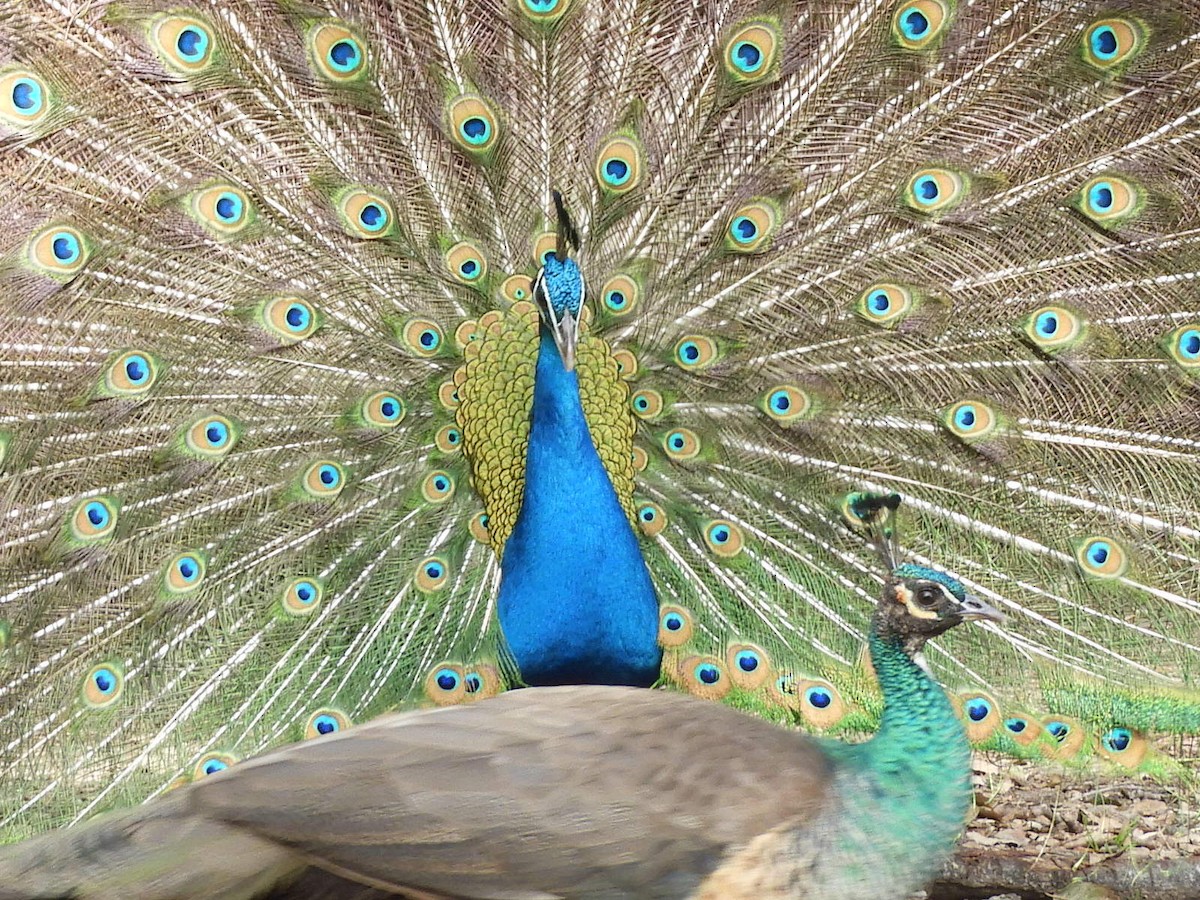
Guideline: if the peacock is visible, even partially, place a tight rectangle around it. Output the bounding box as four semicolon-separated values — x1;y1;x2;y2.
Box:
1;0;1199;845
0;524;1006;899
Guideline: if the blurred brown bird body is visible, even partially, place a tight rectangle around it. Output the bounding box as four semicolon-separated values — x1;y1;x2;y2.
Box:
0;687;838;899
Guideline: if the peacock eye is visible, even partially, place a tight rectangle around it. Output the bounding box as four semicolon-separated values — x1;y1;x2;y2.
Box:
916;586;939;607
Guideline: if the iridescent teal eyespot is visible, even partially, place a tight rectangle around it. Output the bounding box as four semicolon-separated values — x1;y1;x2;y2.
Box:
1082;18;1143;69
913;175;939;205
176;26;209;62
307;23;367;81
2;70;51;129
92;668;117;695
734;41;764;73
82;663;125;707
328;39;361;72
662;611;683;631
205;422;228;447
954;405;975;429
313;714;339;734
733;649;760;672
891;1;951;50
302;460;346;499
604;159;629;185
868;289;891;315
448;95;499;153
805;686;832;709
11;77;42;114
204;759;228;774
1091;25;1117;58
695;662;721;685
285;303;310;332
214;192;243;223
525;0;560;10
769;390;791;413
1102;727;1131;753
358;202;387;232
1088;181;1113;212
1035;311;1058;337
705;521;741;557
49;233;79;264
899;8;929;39
295;581;316;604
1179;329;1200;360
722;23;778;83
150;15;216;73
435;668;460;691
176;556;201;582
965;697;991;722
461;116;490;145
605;289;627;311
1047;721;1069;741
1005;717;1026;733
731;216;758;243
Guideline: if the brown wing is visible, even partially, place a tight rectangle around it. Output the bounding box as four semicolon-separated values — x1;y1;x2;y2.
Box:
192;686;835;898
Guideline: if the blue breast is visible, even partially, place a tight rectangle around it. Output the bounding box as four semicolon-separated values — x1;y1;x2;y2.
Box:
498;329;662;686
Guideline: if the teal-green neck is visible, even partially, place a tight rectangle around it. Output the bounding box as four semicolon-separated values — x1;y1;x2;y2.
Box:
831;631;972;878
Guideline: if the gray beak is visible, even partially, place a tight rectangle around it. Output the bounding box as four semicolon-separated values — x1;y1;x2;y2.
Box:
546;306;579;372
959;594;1005;625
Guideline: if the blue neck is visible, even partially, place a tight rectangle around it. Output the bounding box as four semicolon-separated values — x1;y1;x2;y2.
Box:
498;330;662;686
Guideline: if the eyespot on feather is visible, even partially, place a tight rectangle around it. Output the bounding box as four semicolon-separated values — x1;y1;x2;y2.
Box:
1073;536;1129;580
723;21;779;83
891;1;953;50
305;708;352;739
163;551;207;594
1;69;51;129
726;643;770;690
657;605;693;648
726;200;778;252
193;752;238;779
424;663;466;705
421;470;456;503
414;556;449;593
680;655;730;701
27;225;90;277
760;385;813;424
337;188;395;239
149;15;216;73
70;497;119;543
904;167;967;214
448;94;500;153
82;663;124;708
704;519;744;558
281;578;323;617
856;283;914;328
661;428;701;461
594;135;643;194
307;23;368;82
1082;17;1144;70
797;679;845;729
190;185;253;237
446;241;487;284
302;461;346;499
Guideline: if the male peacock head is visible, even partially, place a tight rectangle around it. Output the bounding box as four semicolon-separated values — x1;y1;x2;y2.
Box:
533;190;585;371
879;563;1004;656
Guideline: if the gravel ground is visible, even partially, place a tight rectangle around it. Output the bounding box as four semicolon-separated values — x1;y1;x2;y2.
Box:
921;742;1200;900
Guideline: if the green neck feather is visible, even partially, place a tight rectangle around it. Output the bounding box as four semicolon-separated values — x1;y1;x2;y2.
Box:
824;630;973;889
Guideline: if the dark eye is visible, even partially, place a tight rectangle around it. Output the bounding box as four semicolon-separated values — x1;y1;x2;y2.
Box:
916;586;939;607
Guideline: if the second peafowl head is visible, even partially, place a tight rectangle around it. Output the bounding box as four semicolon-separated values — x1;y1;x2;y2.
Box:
882;564;1006;655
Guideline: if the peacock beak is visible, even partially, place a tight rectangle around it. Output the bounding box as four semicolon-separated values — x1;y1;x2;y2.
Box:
958;594;1005;625
546;306;579;371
